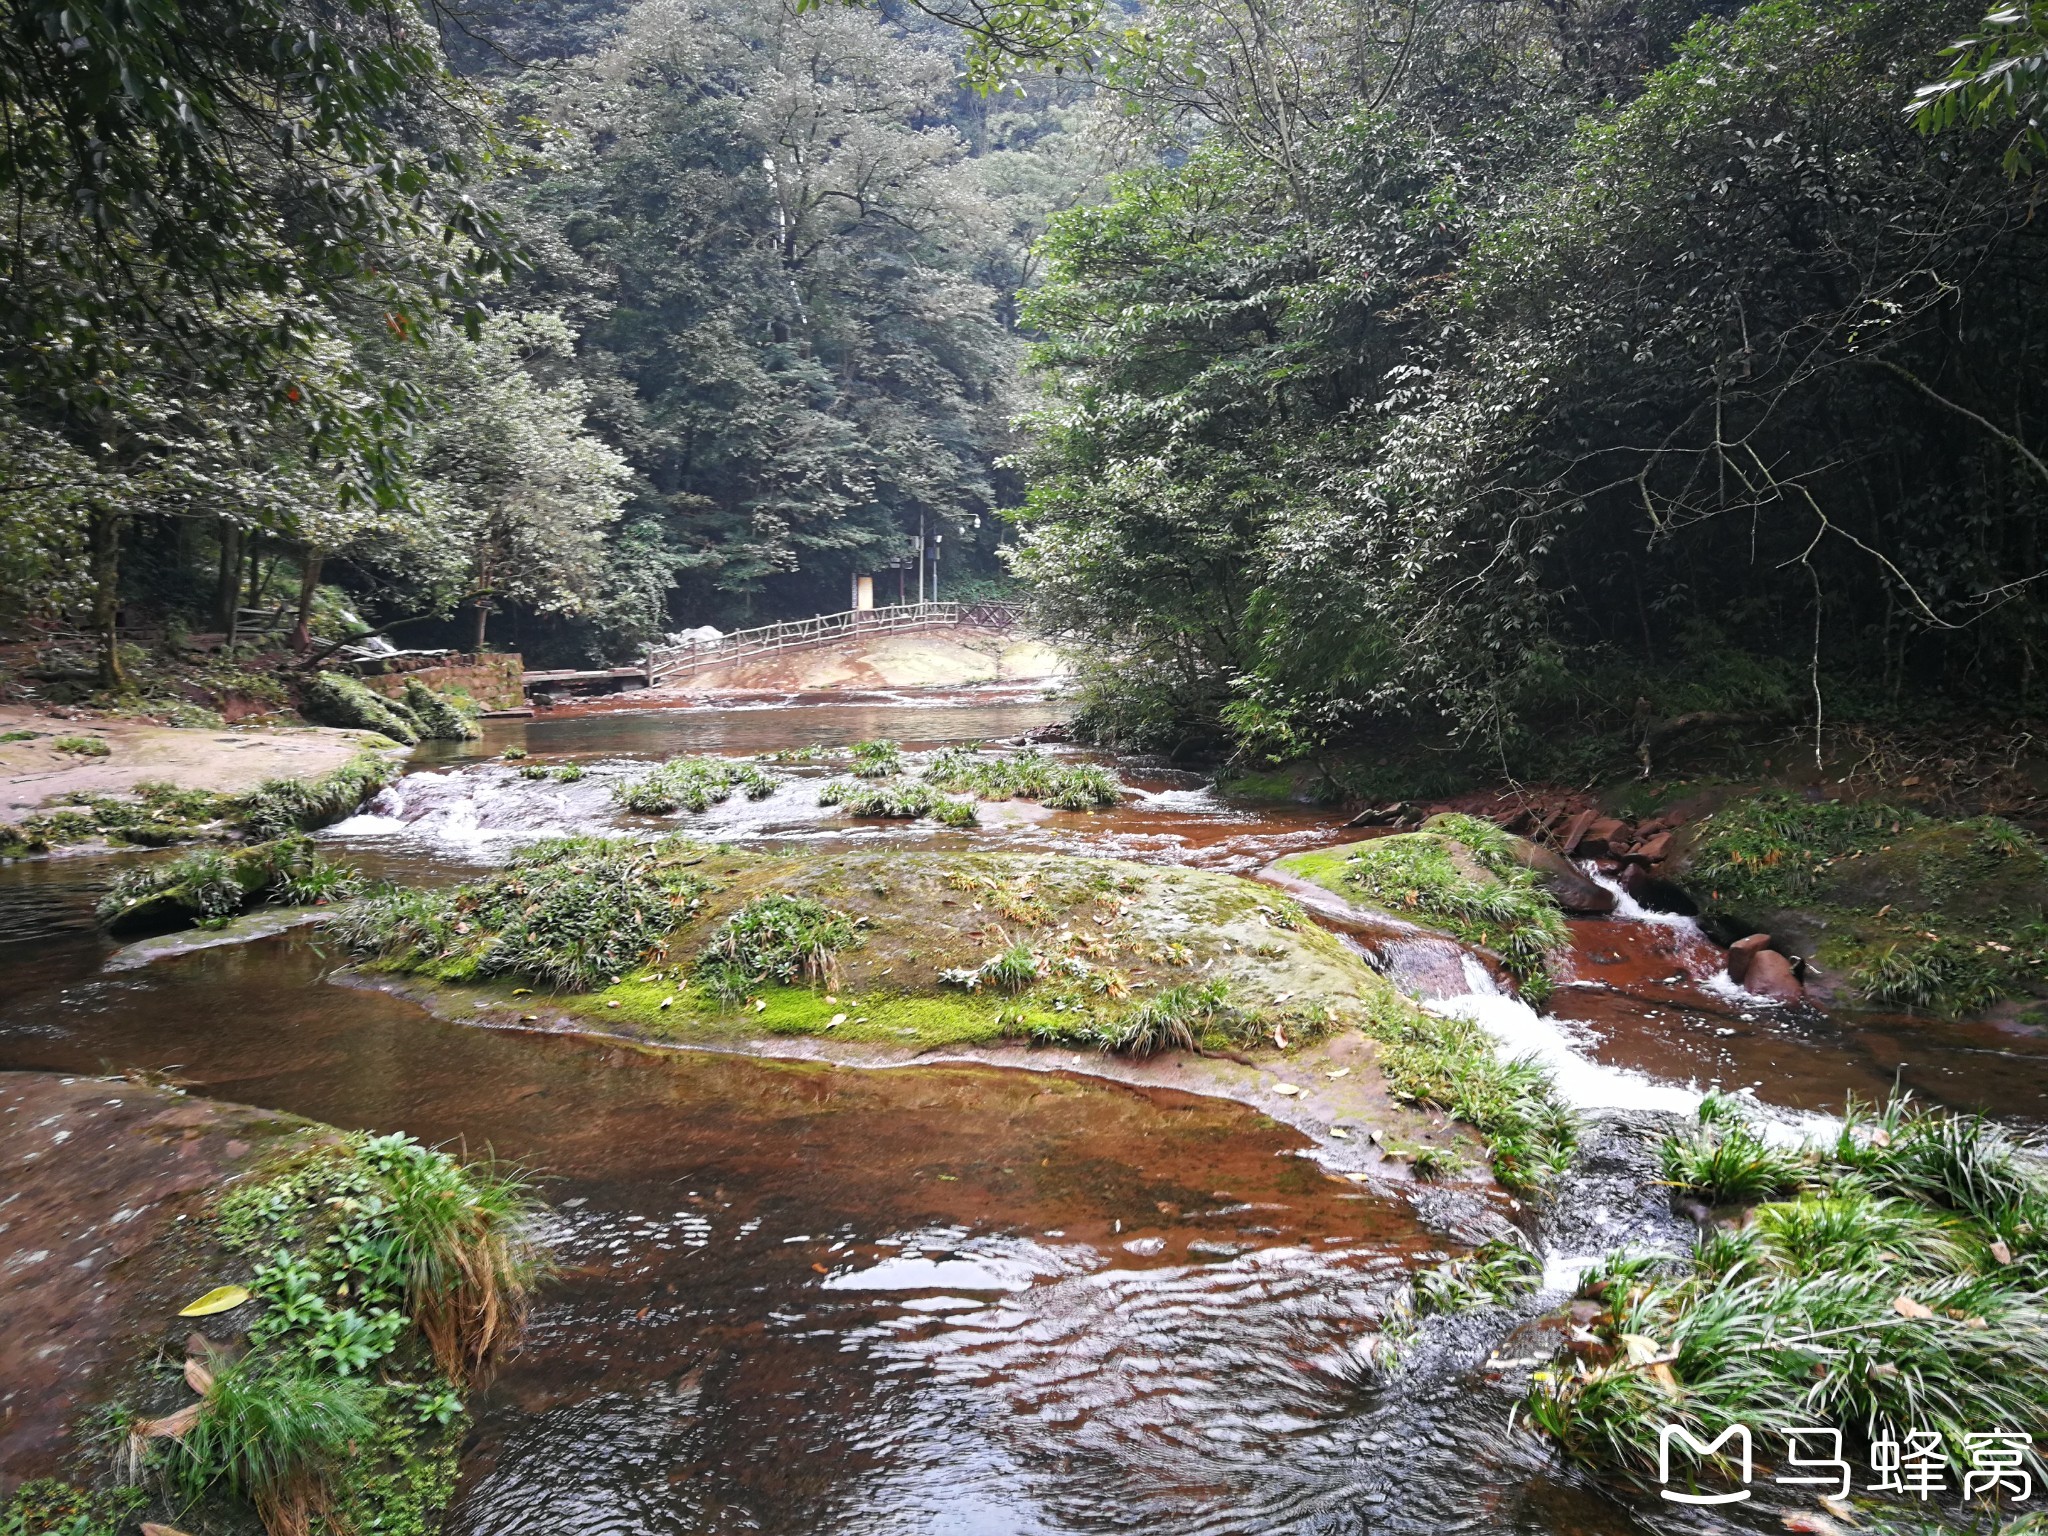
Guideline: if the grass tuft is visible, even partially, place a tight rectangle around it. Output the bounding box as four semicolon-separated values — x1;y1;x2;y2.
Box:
613;756;777;813
1416;1239;1542;1314
401;679;482;741
696;893;859;1000
96;835;362;931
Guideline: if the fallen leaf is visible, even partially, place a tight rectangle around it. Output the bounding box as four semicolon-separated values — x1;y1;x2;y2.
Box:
829;1013;848;1027
1648;1362;1680;1398
1325;1067;1350;1080
1991;1239;2013;1265
1892;1293;1934;1320
1819;1495;1858;1523
176;1285;251;1318
605;1000;621;1009
1871;1127;1891;1148
511;988;532;997
1783;1514;1850;1536
659;996;674;1010
182;1357;215;1396
752;998;767;1013
1271;1083;1302;1097
812;1263;829;1274
1271;1026;1288;1049
1620;1333;1663;1366
142;1525;197;1536
1329;1127;1350;1139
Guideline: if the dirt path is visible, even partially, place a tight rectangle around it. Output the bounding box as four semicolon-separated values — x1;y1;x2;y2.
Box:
0;1072;324;1492
0;706;385;821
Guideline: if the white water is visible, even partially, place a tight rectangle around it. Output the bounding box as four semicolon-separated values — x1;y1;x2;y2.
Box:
1579;862;1784;1009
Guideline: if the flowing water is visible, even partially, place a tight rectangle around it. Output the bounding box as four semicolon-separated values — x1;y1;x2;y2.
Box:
3;692;2042;1534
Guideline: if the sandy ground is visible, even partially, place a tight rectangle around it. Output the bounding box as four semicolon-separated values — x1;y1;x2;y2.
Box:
640;625;1071;697
0;706;383;820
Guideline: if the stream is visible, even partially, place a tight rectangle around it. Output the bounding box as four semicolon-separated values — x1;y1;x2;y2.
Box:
3;693;2043;1534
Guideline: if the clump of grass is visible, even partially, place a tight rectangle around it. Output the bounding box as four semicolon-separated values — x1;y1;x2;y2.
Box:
1526;1096;2048;1488
849;738;903;778
193;1131;550;1535
1097;979;1247;1056
695;893;859;1000
920;746;1121;809
236;752;398;839
1661;1108;1808;1205
614;756;778;813
929;795;979;827
301;671;422;745
1355;987;1576;1192
517;763;551;780
401;679;482;741
1343;822;1567;996
331;834;716;990
821;777;938;817
96;836;362;931
51;733;111;756
760;744;825;763
1416;1239;1541;1314
941;939;1044;994
1850;937;2013;1015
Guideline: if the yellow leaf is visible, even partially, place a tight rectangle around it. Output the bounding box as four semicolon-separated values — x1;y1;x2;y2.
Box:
183;1357;215;1396
1892;1293;1934;1320
176;1285;251;1318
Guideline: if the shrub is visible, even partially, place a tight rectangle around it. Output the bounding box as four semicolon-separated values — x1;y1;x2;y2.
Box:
1343;826;1568;992
331;834;715;990
614;756;778;813
401;679;482;741
695;893;858;999
300;671;421;745
174;1356;380;1536
1661;1119;1808;1205
51;734;111;756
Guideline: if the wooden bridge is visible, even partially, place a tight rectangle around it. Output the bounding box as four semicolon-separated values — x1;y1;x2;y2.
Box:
523;600;1019;694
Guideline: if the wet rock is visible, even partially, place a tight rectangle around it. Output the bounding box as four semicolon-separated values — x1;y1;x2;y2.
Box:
1629;831;1672;863
1559;809;1598;854
1504;836;1615;914
1579;818;1629;858
1539;1109;1697;1262
1617;864;1697;915
1725;932;1775;984
1742;947;1803;1003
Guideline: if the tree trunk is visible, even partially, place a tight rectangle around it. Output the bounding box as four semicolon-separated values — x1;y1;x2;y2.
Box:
89;505;125;692
291;551;324;652
216;521;242;634
472;598;488;651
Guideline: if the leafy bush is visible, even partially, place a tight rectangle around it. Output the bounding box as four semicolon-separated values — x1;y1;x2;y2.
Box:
1343;825;1568;993
332;834;714;989
849;738;903;778
695;893;858;999
301;671;422;745
1661;1118;1808;1205
401;678;482;741
51;734;110;756
614;756;778;813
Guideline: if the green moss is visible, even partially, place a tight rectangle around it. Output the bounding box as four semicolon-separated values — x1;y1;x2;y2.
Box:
302;670;422;744
401;678;482;741
95;834;362;932
1680;792;2048;1015
50;734;111;756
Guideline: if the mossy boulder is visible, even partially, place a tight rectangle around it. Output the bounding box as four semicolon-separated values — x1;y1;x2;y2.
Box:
301;671;422;745
333;837;1388;1054
96;836;362;934
1269;813;1571;1001
1668;791;2048;1016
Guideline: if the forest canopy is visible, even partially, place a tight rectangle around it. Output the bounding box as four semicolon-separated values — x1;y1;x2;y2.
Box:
3;0;2045;756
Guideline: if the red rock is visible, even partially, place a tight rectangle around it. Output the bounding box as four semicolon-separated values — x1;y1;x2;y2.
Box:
1742;948;1803;1003
1633;831;1672;862
1560;808;1597;853
1726;932;1773;984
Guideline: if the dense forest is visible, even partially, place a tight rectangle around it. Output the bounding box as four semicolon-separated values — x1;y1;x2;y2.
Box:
3;0;2046;762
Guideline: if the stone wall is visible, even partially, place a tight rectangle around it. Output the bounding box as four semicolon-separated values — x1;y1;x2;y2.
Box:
358;652;524;712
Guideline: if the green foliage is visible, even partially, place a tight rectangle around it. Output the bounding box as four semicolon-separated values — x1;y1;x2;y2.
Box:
1661;1118;1808;1206
850;739;905;778
1342;829;1568;994
236;752;398;840
1354;988;1577;1193
1096;979;1246;1057
0;1482;144;1536
401;679;482;741
941;939;1045;994
613;757;778;814
1415;1239;1542;1314
50;735;109;756
1529;1098;2048;1486
332;834;717;990
1914;1;2048;173
921;746;1122;809
302;672;422;746
695;894;859;1000
95;835;362;930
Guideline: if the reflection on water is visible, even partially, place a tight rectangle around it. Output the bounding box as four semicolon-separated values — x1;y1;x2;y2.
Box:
3;694;2045;1532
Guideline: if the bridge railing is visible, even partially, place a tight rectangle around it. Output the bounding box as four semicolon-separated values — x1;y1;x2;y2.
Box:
644;600;1017;684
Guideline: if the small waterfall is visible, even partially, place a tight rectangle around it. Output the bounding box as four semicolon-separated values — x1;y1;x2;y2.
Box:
325;768;587;858
1579;862;1780;1007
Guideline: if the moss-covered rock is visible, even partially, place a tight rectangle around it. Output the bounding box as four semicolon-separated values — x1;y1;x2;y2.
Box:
96;835;363;934
302;670;422;745
401;677;483;741
1669;791;2048;1016
1270;814;1571;1001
